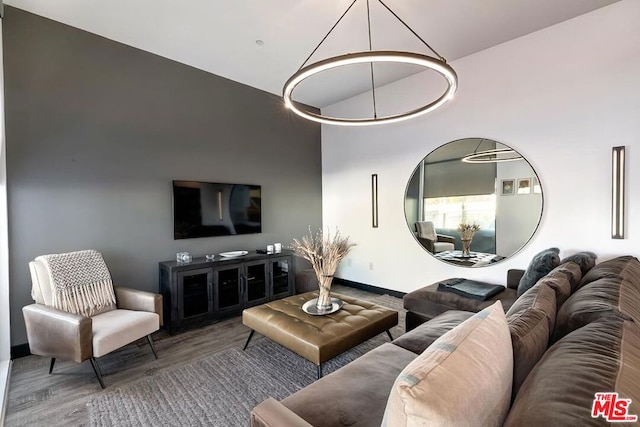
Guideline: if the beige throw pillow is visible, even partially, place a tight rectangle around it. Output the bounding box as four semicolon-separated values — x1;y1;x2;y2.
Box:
382;301;513;427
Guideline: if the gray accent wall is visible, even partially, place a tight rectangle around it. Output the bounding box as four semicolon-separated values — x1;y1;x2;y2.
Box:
3;7;322;346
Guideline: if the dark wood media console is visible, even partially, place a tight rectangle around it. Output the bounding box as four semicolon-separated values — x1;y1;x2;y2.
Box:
159;250;295;334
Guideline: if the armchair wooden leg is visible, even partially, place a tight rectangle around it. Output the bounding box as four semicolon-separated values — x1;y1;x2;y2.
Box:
147;335;158;360
49;358;56;374
90;357;105;389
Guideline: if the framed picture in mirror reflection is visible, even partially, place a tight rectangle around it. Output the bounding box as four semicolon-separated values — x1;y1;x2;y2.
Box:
501;179;515;196
517;178;532;194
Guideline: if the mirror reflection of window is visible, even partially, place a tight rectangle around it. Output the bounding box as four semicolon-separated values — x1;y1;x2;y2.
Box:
423;195;496;231
533;178;542;194
424;194;498;255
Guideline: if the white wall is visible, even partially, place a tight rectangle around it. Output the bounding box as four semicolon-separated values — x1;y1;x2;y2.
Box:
321;0;640;293
495;160;542;257
0;17;12;424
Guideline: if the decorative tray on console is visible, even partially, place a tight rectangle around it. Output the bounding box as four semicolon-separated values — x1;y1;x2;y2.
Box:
302;297;344;316
219;251;249;258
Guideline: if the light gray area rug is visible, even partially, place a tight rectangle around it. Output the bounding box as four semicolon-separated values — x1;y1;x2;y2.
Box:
88;294;404;427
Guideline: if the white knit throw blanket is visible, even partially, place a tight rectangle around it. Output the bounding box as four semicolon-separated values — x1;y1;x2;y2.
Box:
42;250;116;317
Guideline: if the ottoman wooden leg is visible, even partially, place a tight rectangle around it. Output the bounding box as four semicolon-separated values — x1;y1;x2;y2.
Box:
386;330;394;341
243;330;255;351
317;364;323;379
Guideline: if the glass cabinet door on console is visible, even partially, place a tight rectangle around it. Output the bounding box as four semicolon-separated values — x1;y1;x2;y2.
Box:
176;268;213;325
213;265;243;316
270;257;294;299
244;260;269;307
214;261;269;315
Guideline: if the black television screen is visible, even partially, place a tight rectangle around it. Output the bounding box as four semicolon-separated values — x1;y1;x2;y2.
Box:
173;181;262;239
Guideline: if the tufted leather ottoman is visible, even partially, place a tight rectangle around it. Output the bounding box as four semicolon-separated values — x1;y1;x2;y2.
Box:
242;291;398;378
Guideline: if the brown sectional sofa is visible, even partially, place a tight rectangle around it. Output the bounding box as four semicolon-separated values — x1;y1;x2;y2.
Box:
251;255;640;426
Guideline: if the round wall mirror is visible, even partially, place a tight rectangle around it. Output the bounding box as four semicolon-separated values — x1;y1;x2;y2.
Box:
404;138;543;267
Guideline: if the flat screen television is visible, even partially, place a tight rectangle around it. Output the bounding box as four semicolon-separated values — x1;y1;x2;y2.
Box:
173;180;262;240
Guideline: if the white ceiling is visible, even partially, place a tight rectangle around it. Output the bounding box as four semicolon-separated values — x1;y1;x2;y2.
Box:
5;0;620;108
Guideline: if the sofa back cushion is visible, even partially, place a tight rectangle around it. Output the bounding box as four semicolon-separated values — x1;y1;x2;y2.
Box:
538;262;581;308
560;251;597;284
554;256;640;341
507;307;552;403
505;317;640;426
509;262;579;322
551;261;582;293
578;255;635;288
382;301;513;427
507;279;557;332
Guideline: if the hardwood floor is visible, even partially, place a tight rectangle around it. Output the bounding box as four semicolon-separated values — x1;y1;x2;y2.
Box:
5;285;402;426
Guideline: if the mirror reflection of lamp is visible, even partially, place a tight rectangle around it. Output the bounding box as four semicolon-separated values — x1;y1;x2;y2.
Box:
462;139;523;163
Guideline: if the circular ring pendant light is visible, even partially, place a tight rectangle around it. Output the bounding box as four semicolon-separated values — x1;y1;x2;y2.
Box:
461;148;523;163
282;0;458;126
283;51;457;126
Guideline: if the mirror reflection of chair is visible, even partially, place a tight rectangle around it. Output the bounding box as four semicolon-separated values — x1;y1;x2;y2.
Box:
415;221;455;253
22;250;162;388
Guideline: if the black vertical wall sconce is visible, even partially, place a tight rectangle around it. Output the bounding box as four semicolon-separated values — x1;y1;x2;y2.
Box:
612;146;626;239
371;174;378;228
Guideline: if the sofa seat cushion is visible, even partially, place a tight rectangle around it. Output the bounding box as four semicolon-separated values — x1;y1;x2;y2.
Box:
554;256;640;341
92;309;159;357
383;301;513;427
403;282;516;321
392;310;474;355
505;317;640;426
281;343;416;427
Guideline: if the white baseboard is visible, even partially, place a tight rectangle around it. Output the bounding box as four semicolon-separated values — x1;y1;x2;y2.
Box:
0;359;10;426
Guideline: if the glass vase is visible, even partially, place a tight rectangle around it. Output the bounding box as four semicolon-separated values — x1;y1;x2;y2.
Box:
316;274;334;312
461;239;472;257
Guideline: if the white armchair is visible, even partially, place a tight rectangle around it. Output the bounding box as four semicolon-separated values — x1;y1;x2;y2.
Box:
22;250;162;388
415;221;456;253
